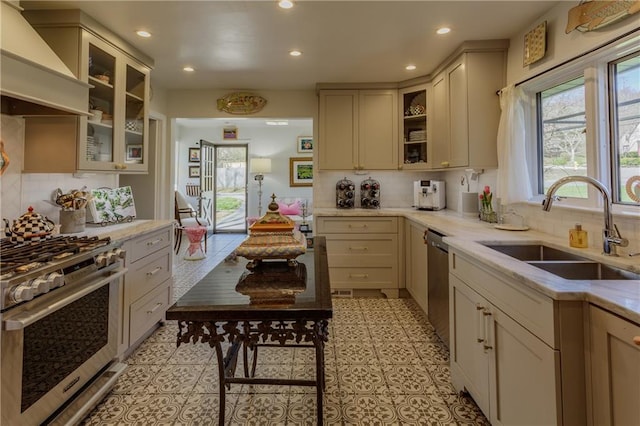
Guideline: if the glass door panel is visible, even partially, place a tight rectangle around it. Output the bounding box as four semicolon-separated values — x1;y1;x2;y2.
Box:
213;145;247;233
200;140;215;227
124;65;146;168
86;44;115;165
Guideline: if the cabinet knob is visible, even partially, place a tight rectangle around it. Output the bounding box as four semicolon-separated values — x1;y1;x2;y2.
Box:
634;336;640;346
441;161;450;167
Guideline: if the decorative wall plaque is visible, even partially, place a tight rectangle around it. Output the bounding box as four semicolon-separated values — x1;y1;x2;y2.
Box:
216;92;267;115
566;0;640;33
523;21;547;67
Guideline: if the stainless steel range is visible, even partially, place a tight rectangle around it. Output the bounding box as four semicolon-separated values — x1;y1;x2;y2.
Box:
1;235;128;425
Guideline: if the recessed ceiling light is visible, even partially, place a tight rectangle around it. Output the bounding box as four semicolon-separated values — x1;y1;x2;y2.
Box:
278;0;294;9
406;64;417;71
436;27;451;35
136;30;151;38
183;66;195;72
289;50;302;57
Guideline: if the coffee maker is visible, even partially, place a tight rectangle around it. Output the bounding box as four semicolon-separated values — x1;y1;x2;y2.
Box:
413;180;446;210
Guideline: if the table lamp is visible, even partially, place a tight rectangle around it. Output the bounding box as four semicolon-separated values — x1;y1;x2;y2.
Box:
250;157;272;216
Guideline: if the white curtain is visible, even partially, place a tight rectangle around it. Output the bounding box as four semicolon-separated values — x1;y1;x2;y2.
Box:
496;85;533;205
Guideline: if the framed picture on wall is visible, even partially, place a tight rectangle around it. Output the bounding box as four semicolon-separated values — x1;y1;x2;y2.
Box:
189;166;200;178
189;147;200;163
289;157;313;187
223;127;238;140
297;136;313;153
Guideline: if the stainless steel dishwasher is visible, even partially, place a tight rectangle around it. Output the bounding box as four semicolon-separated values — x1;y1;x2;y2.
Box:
427;229;449;348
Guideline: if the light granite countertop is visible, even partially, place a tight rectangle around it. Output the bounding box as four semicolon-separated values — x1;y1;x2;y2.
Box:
315;208;640;324
64;219;174;243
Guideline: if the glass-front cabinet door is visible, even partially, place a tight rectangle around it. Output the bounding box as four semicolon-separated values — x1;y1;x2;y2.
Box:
80;40;116;169
77;32;149;173
122;63;148;172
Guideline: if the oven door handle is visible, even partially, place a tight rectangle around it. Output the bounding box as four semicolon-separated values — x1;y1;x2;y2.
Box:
4;267;127;331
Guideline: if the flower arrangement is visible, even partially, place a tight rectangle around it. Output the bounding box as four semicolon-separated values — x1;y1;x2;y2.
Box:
479;186;497;223
479;186;493;212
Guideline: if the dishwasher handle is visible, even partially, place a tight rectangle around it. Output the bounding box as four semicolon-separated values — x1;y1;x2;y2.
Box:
426;230;448;253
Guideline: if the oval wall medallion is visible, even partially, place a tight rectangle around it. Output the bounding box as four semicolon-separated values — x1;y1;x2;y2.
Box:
216;92;267;115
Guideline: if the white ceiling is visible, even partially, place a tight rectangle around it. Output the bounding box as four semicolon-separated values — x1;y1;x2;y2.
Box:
22;0;559;91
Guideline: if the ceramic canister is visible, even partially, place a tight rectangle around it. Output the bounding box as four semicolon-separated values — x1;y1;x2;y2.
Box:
60;209;86;234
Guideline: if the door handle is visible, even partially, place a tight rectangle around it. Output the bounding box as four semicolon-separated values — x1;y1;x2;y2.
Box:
476;304;485;343
483;309;493;351
146;266;162;277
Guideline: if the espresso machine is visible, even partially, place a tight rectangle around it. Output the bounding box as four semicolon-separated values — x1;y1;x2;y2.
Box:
413;180;446;210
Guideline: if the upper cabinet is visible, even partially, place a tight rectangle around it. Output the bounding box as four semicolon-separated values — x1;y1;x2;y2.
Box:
23;10;153;174
399;84;429;170
431;47;507;170
317;41;507;173
318;89;398;171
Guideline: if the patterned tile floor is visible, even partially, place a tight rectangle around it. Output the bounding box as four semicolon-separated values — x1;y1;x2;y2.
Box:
82;233;489;425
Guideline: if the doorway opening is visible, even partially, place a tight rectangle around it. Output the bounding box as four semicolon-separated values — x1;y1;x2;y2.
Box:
212;143;247;233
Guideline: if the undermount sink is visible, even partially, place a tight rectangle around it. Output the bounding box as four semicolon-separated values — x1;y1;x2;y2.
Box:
482;243;639;281
529;261;640;281
483;243;587;261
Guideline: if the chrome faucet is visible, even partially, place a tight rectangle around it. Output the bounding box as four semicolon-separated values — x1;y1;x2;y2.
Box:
542;176;629;256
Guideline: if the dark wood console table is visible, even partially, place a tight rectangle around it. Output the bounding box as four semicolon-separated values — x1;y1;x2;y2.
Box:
166;237;332;425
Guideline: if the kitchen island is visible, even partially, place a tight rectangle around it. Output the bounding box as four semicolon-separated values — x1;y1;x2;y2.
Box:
166;236;332;426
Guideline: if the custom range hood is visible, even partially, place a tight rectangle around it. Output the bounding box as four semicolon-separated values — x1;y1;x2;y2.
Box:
1;1;89;116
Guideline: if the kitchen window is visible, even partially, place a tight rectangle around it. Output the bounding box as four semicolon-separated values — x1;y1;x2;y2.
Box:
528;37;640;209
537;76;587;198
609;53;640;205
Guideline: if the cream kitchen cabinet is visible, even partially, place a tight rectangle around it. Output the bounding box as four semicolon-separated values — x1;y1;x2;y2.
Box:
450;274;559;425
318;89;398;171
588;305;640;426
316;216;400;297
118;224;173;357
449;248;587;425
431;48;506;170
23;10;152;174
405;220;428;313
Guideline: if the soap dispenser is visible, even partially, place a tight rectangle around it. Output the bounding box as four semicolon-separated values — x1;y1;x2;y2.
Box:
569;224;588;248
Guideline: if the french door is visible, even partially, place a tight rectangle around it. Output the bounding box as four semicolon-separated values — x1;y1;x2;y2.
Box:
199;140;215;227
212;144;247;233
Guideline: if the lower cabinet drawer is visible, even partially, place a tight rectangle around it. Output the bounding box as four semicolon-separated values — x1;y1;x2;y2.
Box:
317;217;398;234
326;236;395;255
129;279;170;344
329;267;396;289
129;227;172;262
126;248;171;302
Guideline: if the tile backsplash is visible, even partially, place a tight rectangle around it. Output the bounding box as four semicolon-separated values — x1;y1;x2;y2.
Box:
315;167;638;256
313;170;445;208
1;115;117;225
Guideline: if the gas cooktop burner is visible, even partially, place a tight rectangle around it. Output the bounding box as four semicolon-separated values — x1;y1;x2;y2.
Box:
0;236;111;277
